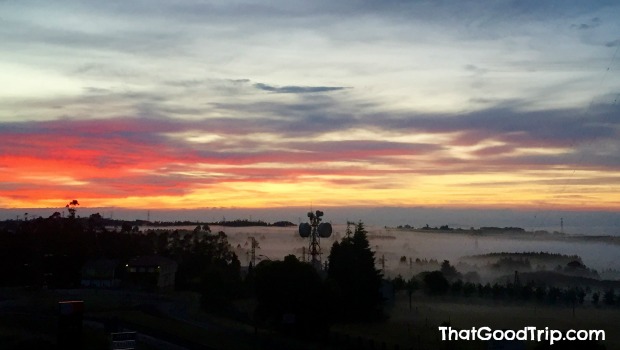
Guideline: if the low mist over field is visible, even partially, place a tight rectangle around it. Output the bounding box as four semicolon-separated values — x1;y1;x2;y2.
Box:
3;206;618;276
141;222;620;280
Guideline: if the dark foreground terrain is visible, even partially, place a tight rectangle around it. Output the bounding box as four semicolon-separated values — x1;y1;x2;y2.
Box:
0;287;616;350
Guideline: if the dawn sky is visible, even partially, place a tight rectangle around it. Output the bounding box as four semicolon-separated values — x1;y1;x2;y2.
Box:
1;1;619;211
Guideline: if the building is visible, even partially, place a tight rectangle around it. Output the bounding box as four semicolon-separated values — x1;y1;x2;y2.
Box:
81;259;121;288
126;255;177;290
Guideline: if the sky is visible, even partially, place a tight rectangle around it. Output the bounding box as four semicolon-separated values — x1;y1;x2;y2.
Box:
1;1;619;216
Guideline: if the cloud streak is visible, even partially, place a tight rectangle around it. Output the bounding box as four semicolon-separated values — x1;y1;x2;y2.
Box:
1;94;619;209
1;0;619;209
254;83;348;94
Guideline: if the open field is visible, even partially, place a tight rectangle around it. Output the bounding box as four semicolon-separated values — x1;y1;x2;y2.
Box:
335;292;619;350
1;287;617;349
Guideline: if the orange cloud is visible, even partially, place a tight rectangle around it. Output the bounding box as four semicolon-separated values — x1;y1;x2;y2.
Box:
0;114;618;210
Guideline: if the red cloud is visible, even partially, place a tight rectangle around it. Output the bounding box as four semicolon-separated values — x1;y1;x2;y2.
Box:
1;115;618;209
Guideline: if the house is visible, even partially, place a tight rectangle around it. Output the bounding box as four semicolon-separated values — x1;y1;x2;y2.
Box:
80;259;121;288
126;255;177;290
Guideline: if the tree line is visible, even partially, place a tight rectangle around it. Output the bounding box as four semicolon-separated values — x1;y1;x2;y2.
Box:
0;212;385;335
391;260;620;307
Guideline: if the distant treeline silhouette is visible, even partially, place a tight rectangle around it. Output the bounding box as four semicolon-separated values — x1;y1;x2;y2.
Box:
465;252;582;260
144;219;295;227
0;216;296;230
216;219;295;227
395;224;527;231
392;259;620;307
393;224;567;234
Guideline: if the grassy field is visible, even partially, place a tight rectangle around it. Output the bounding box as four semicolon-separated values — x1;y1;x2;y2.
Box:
0;288;339;350
334;292;618;350
2;287;616;350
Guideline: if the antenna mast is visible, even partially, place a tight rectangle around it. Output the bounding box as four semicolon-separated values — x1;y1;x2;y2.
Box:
299;210;332;269
247;236;259;266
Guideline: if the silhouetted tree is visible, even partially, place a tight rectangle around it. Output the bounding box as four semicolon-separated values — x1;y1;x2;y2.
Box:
450;279;463;295
200;253;241;314
478;283;492;298
327;221;383;321
423;271;449;295
440;260;460;281
177;231;240;292
577;288;587;304
120;222;133;234
520;283;534;300
603;288;615;305
392;275;406;290
547;287;562;304
254;255;328;336
535;285;547;302
462;282;476;297
65;199;79;219
491;283;506;299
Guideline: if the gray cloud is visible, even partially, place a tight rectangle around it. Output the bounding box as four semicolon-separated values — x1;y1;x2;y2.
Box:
570;17;601;30
605;39;620;47
254;83;348;94
464;64;488;74
83;87;111;94
2;19;187;57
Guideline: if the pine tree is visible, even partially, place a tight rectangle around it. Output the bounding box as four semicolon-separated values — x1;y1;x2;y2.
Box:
327;220;383;321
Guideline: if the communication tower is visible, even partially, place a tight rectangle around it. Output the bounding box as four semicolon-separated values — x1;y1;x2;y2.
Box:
245;236;260;267
299;210;332;269
379;254;386;272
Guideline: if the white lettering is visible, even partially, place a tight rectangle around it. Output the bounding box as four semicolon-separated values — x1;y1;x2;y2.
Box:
516;327;529;341
590;330;605;341
549;330;562;345
577;330;589;341
458;329;471;340
478;327;491;341
448;327;458;340
438;326;448;341
438;326;604;345
537;329;545;342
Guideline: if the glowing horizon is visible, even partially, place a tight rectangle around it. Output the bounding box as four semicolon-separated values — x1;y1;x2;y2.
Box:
1;1;619;211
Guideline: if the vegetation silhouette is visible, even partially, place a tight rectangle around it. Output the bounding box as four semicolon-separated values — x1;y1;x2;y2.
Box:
422;271;450;295
0;209;241;304
327;221;383;321
253;255;330;337
1;208;619;349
